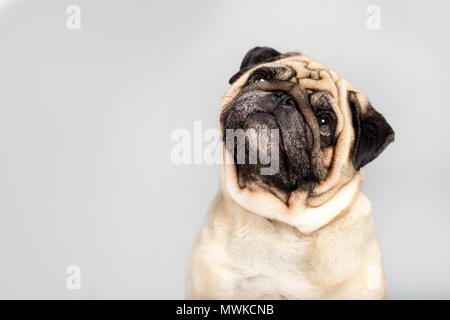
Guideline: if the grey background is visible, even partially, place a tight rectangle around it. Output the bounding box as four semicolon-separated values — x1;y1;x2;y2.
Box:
0;0;449;299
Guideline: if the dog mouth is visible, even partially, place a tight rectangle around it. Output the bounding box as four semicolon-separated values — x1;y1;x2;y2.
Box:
241;109;292;156
222;88;316;162
220;87;326;193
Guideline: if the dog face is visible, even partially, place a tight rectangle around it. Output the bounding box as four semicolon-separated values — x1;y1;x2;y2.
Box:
220;47;394;197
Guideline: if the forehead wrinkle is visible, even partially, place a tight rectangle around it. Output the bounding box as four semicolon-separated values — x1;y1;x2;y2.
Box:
221;54;347;135
287;63;344;137
285;61;313;80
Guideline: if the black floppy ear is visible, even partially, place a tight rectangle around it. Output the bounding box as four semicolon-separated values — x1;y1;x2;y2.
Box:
349;91;395;170
229;47;281;84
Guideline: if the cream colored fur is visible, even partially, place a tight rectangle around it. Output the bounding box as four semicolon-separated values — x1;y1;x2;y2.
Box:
187;55;387;300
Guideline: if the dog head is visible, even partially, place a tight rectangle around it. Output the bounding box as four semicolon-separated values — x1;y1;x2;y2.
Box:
220;47;394;203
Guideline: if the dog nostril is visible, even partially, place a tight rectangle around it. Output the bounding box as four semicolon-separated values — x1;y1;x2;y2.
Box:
271;91;296;107
273;91;283;97
284;97;295;107
271;92;283;101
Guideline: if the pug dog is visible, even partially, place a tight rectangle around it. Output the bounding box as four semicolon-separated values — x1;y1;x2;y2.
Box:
187;47;394;299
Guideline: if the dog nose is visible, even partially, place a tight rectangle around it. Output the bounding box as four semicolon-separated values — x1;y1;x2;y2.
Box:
272;91;296;107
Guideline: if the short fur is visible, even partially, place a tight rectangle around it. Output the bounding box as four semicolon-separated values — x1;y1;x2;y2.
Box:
187;47;394;300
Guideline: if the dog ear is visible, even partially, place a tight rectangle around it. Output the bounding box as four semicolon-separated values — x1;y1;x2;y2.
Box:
229;47;281;84
349;91;395;170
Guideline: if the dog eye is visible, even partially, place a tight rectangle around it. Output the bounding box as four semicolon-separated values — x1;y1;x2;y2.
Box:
317;114;331;137
249;74;267;83
247;70;271;84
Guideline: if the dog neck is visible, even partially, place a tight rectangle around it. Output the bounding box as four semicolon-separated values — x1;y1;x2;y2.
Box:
221;147;365;234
